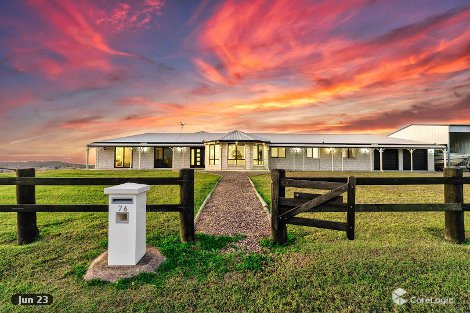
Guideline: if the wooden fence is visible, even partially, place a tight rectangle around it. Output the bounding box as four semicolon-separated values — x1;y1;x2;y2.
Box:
271;168;469;244
0;168;195;244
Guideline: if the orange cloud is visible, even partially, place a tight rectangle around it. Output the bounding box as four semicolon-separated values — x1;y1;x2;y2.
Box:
194;0;363;84
193;1;470;116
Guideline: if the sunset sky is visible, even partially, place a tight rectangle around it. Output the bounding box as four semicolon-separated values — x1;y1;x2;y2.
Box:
1;0;469;163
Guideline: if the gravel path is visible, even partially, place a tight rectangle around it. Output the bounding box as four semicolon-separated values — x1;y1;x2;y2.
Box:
196;171;271;252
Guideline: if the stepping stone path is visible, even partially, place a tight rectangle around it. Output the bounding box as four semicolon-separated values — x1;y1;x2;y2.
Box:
196;171;271;252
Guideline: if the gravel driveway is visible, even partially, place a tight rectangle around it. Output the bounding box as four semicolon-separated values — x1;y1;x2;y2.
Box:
195;171;270;252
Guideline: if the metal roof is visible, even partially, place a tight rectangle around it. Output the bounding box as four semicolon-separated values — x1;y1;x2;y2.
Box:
89;131;222;146
449;125;470;133
209;130;269;142
389;124;470;135
88;130;446;149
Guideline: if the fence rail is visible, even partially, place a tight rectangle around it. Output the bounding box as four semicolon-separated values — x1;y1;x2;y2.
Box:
0;204;182;212
280;176;470;185
0;168;195;244
271;168;468;244
0;177;186;186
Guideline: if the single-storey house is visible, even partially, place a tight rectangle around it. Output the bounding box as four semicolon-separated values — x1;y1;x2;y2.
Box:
87;130;445;172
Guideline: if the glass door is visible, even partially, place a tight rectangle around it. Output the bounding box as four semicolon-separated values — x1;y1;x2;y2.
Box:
190;148;205;168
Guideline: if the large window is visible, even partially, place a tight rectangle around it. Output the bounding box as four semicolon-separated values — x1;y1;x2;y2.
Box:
342;148;356;159
228;143;245;165
271;147;286;158
115;147;132;168
253;144;264;165
154;147;173;168
209;144;220;165
306;148;320;158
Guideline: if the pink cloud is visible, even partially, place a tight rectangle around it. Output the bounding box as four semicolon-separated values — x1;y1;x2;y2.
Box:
5;0;165;79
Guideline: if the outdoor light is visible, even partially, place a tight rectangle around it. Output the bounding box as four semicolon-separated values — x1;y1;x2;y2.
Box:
361;148;370;154
292;148;301;153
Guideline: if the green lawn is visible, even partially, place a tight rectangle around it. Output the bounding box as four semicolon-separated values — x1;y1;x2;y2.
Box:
249;171;470;312
0;170;469;312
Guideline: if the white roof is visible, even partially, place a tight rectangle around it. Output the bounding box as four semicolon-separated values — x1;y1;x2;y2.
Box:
88;130;446;149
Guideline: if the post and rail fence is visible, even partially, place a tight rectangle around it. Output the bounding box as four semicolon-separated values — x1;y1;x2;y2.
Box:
0;168;195;244
271;168;468;244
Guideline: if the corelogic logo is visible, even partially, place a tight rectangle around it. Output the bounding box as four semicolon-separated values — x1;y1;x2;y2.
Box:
392;288;454;306
392;288;408;305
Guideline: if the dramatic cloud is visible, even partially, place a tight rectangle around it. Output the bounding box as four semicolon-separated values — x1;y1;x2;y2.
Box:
3;0;165;79
0;0;469;162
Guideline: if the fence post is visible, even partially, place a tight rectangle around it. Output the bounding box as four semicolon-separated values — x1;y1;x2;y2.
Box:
16;168;39;244
444;168;465;243
271;169;287;244
179;168;195;242
347;176;356;240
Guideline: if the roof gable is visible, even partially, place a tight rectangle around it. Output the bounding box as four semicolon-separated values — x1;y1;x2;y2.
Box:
210;130;268;142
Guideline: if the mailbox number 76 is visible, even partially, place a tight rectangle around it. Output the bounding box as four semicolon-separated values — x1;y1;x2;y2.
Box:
118;205;128;212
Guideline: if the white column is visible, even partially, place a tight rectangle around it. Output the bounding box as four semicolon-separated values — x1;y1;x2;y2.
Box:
443;149;447;168
408;149;415;172
86;147;90;170
379;148;384;172
138;147;143;170
302;148;305;171
293;149;296;171
220;145;223;170
369;148;373;172
341;148;345;172
331;148;334;171
130;147;134;170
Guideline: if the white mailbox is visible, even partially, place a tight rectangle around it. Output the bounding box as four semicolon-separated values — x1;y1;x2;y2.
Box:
104;183;150;266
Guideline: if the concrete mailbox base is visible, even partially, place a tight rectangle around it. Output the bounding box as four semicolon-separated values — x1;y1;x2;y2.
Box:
83;246;166;283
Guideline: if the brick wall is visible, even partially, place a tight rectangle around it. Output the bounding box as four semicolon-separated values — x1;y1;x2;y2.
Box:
133;148;154;169
95;147;155;170
96;145;435;172
270;148;373;171
172;148;191;169
428;149;435;171
95;147;115;169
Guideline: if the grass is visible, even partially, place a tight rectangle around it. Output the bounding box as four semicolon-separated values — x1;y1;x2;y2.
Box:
0;169;469;312
249;171;470;311
0;169;219;212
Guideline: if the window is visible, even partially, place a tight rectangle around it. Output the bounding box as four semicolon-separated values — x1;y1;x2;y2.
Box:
209;144;220;165
306;148;319;158
271;147;286;158
154;147;173;168
228;143;245;165
253;144;264;165
342;148;356;159
115;147;132;168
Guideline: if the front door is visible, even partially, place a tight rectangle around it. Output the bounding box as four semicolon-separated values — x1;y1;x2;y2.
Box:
190;147;205;168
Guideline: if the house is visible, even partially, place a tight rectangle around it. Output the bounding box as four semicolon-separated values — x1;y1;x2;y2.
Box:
87;130;445;172
389;124;470;169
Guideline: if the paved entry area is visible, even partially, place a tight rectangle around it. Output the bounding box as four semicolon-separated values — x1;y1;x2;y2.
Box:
196;172;271;252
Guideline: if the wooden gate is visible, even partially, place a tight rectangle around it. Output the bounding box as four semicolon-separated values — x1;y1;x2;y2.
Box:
271;169;355;244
